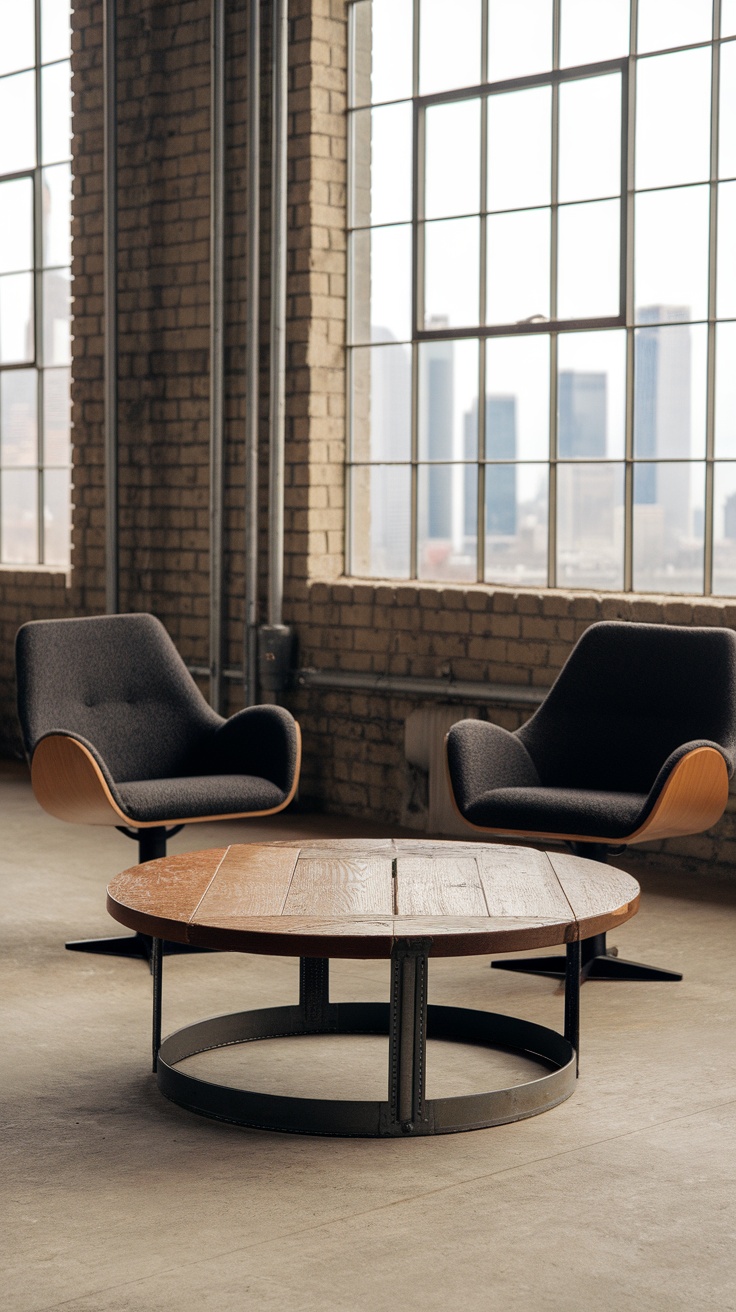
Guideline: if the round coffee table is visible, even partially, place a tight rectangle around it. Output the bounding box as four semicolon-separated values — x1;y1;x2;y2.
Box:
107;839;639;1137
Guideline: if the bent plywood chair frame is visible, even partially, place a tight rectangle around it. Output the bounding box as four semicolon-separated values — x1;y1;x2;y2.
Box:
443;738;729;848
31;726;303;830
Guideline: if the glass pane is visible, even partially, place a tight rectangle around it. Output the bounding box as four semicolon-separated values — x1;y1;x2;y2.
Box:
487;86;551;211
719;41;736;179
418;463;477;581
723;3;736;35
350;0;413;108
485;463;548;586
350;464;411;577
558;330;626;459
349;225;412;345
0;71;35;173
41;60;71;164
350;1;372;107
418;338;479;461
634;319;707;460
43;467;70;567
0;0;35;76
0;368;37;466
0;177;33;274
637;0;713;53
557;199;621;320
717;182;736;316
635;186;709;322
42;366;71;465
557;462;624;590
43;268;71;365
636;49;711;189
424;217;480;329
713;463;736;595
488;335;545;464
419;0;482;95
0;272;34;365
633;462;705;594
487;208;550;325
560;0;630;66
350;344;411;462
715;322;736;457
1;467;38;564
41;0;71;65
425;99;481;221
558;75;621;204
488;0;553;82
42;164;72;268
350;104;412;229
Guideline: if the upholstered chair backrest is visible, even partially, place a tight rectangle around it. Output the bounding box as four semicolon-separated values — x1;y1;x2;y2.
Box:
16;613;221;783
517;621;736;794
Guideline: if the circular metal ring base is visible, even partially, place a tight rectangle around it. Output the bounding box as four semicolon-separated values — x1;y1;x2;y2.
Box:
157;1002;576;1137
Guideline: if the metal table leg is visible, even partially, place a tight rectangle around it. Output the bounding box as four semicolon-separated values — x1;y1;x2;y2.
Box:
564;939;581;1076
152;937;163;1073
384;938;431;1135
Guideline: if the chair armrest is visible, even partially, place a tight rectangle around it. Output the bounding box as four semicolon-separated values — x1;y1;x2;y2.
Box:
445;720;540;816
631;741;731;844
203;705;301;794
31;731;129;826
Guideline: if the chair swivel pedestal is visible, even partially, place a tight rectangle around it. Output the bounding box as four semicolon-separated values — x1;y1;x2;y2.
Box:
491;845;682;982
64;824;204;965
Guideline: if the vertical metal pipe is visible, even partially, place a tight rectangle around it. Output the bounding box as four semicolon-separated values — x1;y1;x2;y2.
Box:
268;0;288;627
103;0;119;613
210;0;226;712
244;0;261;705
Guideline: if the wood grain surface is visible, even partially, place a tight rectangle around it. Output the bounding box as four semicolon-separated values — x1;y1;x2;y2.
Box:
107;839;639;960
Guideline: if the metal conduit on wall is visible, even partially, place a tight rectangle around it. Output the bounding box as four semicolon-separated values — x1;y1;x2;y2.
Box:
255;0;294;701
103;0;119;614
268;0;288;631
244;0;261;707
209;0;226;713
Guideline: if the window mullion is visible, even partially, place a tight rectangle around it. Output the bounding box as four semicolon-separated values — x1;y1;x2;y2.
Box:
478;0;488;584
34;0;43;566
705;2;722;595
623;9;638;592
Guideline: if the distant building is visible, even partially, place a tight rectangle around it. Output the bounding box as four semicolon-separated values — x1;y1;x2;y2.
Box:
359;328;411;574
558;370;606;457
724;491;736;541
421;335;454;540
634;305;692;541
463;394;517;539
557;369;616;568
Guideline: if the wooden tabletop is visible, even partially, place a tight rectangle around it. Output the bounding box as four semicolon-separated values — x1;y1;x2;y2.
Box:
106;839;640;959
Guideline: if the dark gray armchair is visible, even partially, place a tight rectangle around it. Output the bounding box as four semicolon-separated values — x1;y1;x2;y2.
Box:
16;613;301;961
446;621;736;981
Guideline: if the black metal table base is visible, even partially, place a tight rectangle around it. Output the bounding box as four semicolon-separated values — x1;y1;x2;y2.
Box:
150;941;580;1138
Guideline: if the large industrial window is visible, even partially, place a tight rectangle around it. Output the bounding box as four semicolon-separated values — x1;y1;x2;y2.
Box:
347;0;736;595
0;1;72;568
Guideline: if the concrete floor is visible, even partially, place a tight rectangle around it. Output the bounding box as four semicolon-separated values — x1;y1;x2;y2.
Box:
3;760;736;1312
